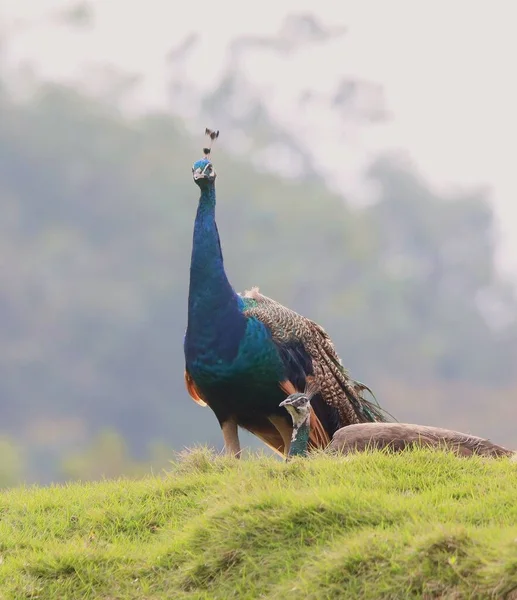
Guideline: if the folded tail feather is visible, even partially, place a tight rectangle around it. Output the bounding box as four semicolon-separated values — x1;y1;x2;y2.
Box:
309;324;392;424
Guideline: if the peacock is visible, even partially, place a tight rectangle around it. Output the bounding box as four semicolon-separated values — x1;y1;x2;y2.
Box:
280;387;515;459
183;129;392;458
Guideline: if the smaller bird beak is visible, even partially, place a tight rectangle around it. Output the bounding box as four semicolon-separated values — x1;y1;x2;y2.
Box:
279;399;288;408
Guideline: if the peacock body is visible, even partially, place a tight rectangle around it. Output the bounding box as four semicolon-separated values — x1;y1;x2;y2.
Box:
184;149;390;457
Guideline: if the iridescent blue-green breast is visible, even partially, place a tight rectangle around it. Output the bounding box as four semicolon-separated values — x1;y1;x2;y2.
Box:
186;315;286;401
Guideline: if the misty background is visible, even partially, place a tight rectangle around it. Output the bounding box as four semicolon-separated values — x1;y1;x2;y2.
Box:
1;1;516;486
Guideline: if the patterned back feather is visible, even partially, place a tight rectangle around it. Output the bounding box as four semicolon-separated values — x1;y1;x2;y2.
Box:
241;287;393;426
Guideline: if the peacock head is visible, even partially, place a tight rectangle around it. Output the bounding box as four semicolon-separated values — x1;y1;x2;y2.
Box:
279;392;311;428
192;158;216;187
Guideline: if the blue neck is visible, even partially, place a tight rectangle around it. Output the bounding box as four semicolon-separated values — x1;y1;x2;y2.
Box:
288;419;310;458
188;184;233;303
186;183;245;365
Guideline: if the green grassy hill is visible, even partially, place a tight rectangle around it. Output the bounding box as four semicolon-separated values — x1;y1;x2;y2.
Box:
1;449;516;599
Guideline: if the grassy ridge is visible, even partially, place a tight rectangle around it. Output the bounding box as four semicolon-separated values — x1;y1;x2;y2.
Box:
0;449;517;599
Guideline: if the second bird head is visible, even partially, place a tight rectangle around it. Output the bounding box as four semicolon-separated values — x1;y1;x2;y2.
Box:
279;392;311;426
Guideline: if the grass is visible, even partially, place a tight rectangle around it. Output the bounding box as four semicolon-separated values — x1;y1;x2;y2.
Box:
0;448;516;599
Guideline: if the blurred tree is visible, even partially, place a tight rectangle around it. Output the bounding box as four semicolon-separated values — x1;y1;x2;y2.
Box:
61;429;174;481
61;429;144;481
0;436;25;488
0;78;515;484
364;156;517;383
55;2;95;30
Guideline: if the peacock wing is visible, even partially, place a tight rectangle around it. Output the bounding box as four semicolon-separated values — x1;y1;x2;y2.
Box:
241;287;391;425
184;369;208;407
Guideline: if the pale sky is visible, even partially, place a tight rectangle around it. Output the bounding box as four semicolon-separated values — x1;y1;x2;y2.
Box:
2;0;517;279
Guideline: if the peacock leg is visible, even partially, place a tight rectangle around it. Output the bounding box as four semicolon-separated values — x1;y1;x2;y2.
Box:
221;418;241;458
268;415;293;457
